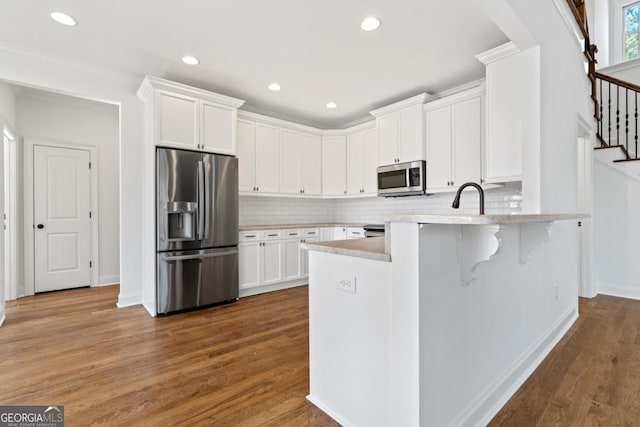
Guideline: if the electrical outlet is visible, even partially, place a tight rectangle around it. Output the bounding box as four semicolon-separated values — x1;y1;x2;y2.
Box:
338;277;357;294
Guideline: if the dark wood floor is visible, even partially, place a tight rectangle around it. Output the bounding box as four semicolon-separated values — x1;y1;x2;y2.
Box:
2;287;640;426
0;285;338;426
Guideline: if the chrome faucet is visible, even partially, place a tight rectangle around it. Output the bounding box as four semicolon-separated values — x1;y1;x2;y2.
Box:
451;182;485;215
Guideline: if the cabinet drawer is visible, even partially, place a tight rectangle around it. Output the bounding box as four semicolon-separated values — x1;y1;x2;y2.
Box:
239;231;262;242
347;227;365;239
284;229;302;239
262;230;283;240
303;228;320;237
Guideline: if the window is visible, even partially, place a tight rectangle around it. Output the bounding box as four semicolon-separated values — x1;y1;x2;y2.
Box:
624;1;640;60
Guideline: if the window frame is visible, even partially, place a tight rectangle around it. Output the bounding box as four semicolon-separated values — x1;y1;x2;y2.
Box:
612;0;640;63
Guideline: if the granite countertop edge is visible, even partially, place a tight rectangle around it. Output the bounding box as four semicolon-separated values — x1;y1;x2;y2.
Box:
381;213;590;225
239;223;368;231
303;237;391;263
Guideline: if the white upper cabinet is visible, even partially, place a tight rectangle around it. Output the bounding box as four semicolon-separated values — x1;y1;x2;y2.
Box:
300;133;322;196
137;76;244;155
279;129;301;195
477;43;536;183
371;93;427;166
322;136;347;197
237;119;256;193
425;88;483;193
255;123;280;194
346;126;378;196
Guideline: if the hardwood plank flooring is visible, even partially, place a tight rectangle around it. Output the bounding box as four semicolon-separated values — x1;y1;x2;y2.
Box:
3;288;640;426
490;295;640;426
0;285;338;426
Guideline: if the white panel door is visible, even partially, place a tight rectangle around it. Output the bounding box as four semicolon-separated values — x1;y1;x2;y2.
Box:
452;97;482;186
255;123;280;193
426;106;452;191
398;104;424;162
279;129;301;194
237;119;256;192
201;101;235;155
301;134;322;195
362;128;379;195
322;136;347;196
346;133;364;195
283;238;302;280
377;114;397;165
262;240;282;284
156;91;198;148
0;136;4;322
239;241;261;288
34;145;91;292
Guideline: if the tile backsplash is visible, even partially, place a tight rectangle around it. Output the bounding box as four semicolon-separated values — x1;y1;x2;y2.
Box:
239;182;522;226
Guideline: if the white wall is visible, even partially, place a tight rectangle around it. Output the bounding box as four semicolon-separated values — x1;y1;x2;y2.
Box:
16;90;120;286
0;48;144;308
0;82;16;127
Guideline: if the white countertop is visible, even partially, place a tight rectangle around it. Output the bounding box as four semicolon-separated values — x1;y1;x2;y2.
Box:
382;213;589;225
303;237;391;262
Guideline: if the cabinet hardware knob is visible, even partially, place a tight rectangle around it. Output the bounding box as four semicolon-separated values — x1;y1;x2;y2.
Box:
480;178;484;184
257;187;259;191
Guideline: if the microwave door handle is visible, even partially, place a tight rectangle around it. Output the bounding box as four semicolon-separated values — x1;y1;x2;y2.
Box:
197;161;204;240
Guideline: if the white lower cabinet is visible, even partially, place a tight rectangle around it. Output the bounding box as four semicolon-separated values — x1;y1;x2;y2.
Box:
347;227;365;239
239;227;324;296
333;226;347;240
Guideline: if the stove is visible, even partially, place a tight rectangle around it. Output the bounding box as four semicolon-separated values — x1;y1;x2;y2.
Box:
363;224;385;238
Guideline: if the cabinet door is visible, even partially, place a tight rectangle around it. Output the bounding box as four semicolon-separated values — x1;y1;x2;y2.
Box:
333;227;347;240
320;227;334;241
237;119;255;192
301;133;322;195
322;136;347;196
262;240;282;284
239;241;261;289
156;91;198;148
301;236;319;276
283;238;302;280
398;104;425;162
201;101;235;155
452;97;482;186
279;129;301;195
362;128;379;195
255;123;280;193
377;114;397;165
426;106;452;191
346;133;364;195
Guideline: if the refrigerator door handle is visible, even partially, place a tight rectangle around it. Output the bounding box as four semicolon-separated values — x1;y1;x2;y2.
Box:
204;158;211;240
197;160;205;240
161;250;238;262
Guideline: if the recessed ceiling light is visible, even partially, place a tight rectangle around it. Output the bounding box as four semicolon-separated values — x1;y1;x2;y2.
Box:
268;83;281;91
182;56;200;65
50;12;77;26
361;17;381;31
326;102;338;109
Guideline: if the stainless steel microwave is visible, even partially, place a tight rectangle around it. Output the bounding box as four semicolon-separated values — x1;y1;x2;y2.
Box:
377;160;426;197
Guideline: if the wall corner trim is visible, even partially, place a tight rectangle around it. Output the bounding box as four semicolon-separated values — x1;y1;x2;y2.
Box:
476;41;520;65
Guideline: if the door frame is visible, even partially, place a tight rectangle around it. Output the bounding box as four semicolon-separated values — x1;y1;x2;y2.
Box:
3;120;17;301
24;137;99;295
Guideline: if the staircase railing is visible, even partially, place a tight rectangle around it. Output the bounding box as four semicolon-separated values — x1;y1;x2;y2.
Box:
594;73;640;160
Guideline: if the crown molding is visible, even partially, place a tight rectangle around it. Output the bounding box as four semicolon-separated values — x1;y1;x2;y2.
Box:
475;41;520;65
369;92;429;117
137;75;245;108
237;110;323;135
423;82;486;111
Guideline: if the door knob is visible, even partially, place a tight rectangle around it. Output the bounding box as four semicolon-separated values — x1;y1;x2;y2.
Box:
37;224;44;229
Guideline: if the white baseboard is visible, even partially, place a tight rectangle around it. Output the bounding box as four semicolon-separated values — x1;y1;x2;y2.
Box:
117;292;142;308
239;279;307;298
143;301;157;317
453;305;579;427
306;395;354;427
97;275;120;286
597;281;640;300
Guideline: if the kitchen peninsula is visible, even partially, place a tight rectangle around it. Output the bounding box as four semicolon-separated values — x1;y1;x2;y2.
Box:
305;213;586;427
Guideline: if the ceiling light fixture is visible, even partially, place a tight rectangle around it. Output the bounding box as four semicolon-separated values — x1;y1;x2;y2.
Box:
326;102;338;109
182;56;200;65
50;12;77;26
268;83;281;91
361;17;381;31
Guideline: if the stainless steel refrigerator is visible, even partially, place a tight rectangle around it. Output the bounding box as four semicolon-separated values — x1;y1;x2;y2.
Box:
156;148;239;314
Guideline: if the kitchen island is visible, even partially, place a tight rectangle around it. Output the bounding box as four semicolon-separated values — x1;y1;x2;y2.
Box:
305;214;586;427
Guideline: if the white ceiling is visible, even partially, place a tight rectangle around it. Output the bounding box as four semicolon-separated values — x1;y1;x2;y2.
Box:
1;0;507;129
